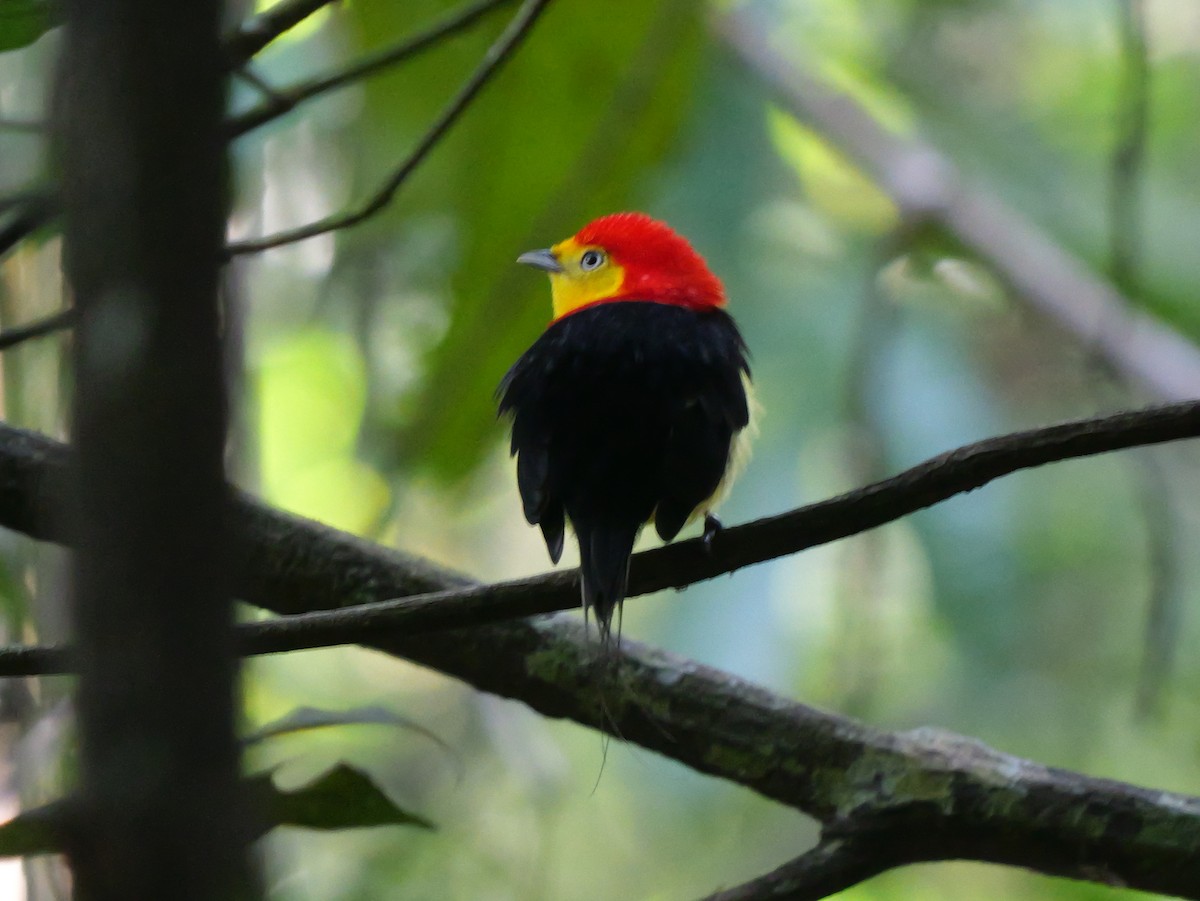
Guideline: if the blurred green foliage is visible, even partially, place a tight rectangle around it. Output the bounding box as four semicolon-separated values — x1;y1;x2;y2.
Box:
4;0;1200;898
0;762;430;857
0;0;52;53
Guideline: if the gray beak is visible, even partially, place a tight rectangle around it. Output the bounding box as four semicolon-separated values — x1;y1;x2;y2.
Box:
516;248;564;273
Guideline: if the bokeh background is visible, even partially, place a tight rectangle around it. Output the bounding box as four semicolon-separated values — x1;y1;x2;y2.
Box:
3;0;1200;898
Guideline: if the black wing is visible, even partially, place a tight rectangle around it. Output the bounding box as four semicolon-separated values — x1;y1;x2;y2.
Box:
498;342;566;563
499;302;749;566
654;311;750;540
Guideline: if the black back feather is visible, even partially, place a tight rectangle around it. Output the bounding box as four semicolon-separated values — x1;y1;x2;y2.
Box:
499;301;750;640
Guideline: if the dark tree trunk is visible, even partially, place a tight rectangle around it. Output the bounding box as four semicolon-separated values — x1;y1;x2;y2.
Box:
55;0;252;897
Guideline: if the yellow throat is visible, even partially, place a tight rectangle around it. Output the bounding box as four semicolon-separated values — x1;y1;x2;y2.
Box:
546;237;626;320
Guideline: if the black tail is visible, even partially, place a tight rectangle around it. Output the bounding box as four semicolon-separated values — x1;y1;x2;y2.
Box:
576;522;640;645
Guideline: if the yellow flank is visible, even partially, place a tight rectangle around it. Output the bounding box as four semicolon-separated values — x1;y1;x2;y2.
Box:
548;237;627;320
710;374;760;509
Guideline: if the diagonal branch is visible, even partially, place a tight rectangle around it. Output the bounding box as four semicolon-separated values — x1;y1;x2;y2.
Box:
0;192;57;260
716;9;1200;403
0;308;76;351
0;0;519;257
0;419;1197;895
0;400;1198;668
219;398;1200;656
699;839;892;901
1105;0;1180;721
226;0;544;252
0;188;49;215
224;0;551;256
0;117;44;133
226;0;517;138
404;634;1200;899
0;400;1197;668
1110;0;1149;294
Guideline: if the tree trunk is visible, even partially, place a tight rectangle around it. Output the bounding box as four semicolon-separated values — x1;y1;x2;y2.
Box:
55;0;252;896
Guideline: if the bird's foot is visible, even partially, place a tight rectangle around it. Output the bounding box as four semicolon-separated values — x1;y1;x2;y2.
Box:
702;514;723;555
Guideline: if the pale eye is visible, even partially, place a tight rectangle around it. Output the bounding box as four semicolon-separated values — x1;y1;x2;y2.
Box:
580;249;605;271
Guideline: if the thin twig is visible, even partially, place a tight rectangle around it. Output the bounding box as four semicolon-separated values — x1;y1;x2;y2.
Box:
0;188;49;215
1107;0;1180;721
232;66;291;107
225;0;550;255
224;0;340;65
1110;0;1149;294
0;193;57;259
226;0;518;138
0;644;70;678
0;117;45;133
699;839;893;901
0;309;76;351
828;234;901;717
392;0;698;466
1133;450;1184;718
8;1;521;260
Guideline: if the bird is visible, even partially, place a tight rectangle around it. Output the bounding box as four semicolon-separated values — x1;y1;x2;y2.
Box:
498;212;753;646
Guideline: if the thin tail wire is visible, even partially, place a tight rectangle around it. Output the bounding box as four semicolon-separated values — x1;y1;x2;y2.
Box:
574;522;639;789
576;522;692;790
577;522;639;647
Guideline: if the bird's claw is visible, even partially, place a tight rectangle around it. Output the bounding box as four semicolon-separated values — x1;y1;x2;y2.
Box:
702;514;723;555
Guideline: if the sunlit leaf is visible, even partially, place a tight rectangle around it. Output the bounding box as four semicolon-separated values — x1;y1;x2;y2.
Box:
767;110;898;233
255;329;390;533
250;0;336;46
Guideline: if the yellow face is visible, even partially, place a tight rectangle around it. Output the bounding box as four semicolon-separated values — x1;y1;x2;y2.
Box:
545;237;626;320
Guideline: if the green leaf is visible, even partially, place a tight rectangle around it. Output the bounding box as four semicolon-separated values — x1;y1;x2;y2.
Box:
341;0;706;481
254;763;434;833
0;800;66;857
0;765;431;857
0;0;54;53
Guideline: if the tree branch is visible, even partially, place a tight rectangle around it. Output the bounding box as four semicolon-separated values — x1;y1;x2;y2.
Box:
0;188;49;216
0;399;1199;666
716;9;1200;403
700;839;892;901
226;0;517;138
224;0;340;65
0;117;44;133
0;308;75;352
0;0;518;263
696;717;1200;898
222;396;1200;656
0;410;1196;894
1110;0;1149;295
412;632;1200;899
0;193;57;260
1105;0;1180;721
225;0;550;256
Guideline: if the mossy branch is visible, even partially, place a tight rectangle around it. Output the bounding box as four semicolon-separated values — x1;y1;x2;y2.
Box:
0;407;1198;894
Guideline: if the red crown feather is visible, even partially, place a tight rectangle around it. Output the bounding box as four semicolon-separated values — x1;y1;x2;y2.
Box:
575;212;726;311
